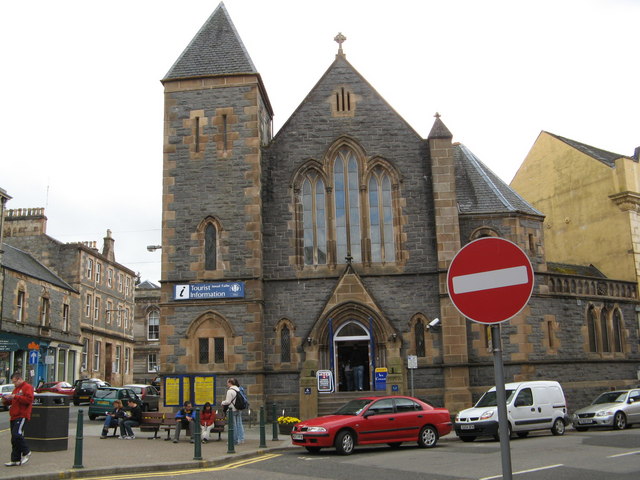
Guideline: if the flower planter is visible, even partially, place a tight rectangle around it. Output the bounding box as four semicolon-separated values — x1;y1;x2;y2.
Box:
278;424;294;435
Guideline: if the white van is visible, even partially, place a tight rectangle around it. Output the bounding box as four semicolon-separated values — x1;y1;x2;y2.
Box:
454;380;568;441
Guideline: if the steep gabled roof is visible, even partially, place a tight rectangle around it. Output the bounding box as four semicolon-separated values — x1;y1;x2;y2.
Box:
455;144;543;216
2;243;76;292
163;2;257;81
546;132;627;168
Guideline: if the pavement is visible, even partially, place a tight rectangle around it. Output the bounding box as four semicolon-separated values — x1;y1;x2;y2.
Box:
0;412;296;480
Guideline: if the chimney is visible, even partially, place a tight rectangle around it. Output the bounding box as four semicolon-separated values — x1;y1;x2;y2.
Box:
102;229;115;262
634;146;640;161
3;208;47;238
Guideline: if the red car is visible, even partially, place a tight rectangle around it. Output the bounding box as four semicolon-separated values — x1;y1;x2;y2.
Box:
36;381;75;396
291;395;452;455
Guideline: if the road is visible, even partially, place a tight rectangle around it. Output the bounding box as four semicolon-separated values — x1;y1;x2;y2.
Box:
68;427;639;480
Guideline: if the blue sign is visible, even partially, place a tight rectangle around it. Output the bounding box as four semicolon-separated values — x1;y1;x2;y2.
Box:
374;368;388;391
28;350;39;365
392;384;399;392
304;387;311;395
173;282;245;300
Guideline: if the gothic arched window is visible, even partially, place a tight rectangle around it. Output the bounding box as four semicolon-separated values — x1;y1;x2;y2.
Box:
415;320;425;357
205;223;217;270
334;148;361;263
280;325;291;363
587;306;599;352
612;309;623;353
368;168;395;263
302;173;327;265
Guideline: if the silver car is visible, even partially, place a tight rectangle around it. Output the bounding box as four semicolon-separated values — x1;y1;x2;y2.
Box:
572;389;640;430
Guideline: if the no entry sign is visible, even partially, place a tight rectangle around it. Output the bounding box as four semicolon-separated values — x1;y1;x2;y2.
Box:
447;237;534;324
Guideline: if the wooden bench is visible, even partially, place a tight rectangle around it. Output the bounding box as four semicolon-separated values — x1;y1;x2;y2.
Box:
107;411;167;439
161;414;226;442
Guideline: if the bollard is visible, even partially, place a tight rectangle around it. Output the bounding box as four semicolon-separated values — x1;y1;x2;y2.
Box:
271;403;279;441
227;409;235;454
193;408;202;460
259;405;267;448
72;409;84;469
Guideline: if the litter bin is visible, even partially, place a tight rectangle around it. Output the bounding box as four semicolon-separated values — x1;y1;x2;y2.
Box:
26;393;70;451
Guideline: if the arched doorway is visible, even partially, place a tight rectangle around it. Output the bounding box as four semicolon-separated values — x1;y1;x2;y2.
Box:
334;321;371;391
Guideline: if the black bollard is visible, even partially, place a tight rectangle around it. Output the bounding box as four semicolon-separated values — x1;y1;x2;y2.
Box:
272;403;279;441
193;408;202;460
72;409;84;469
227;409;235;454
259;405;267;448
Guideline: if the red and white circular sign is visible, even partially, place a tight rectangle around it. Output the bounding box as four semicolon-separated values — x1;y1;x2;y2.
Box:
446;237;534;324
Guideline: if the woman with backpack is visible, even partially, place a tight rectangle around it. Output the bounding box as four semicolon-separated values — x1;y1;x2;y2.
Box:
221;378;245;445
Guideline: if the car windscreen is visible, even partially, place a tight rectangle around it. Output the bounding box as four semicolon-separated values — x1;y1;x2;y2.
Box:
41;383;58;389
593;391;627;404
94;389;117;399
334;399;373;415
475;389;516;408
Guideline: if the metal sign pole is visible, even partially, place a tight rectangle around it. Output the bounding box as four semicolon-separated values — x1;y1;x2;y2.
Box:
491;324;513;480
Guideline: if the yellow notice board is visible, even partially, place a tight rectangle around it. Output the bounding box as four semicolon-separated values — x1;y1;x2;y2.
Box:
195;376;215;405
165;377;181;406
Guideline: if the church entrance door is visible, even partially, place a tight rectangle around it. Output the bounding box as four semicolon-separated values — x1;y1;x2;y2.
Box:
334;321;371;392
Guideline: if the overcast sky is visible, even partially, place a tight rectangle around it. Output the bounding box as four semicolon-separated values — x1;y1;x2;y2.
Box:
1;0;638;284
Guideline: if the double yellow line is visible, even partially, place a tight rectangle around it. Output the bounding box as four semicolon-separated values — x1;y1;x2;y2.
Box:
83;453;282;480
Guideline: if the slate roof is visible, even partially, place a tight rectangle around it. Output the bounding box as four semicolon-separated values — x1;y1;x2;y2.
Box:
454;143;543;216
1;243;76;292
163;2;257;81
546;132;627;168
137;280;160;290
546;262;606;278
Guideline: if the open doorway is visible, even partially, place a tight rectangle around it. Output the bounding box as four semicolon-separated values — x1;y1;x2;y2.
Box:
334;320;371;392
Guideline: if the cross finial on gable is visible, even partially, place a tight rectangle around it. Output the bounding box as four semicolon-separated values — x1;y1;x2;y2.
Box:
334;32;347;56
434;112;441;119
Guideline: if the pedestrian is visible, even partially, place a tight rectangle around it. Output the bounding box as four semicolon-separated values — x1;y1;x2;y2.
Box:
120;398;142;439
100;399;125;438
200;402;215;443
221;378;245;445
352;348;365;391
2;372;34;467
172;401;194;443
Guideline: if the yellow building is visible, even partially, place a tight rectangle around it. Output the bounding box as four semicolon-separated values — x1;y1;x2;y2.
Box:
511;131;640;290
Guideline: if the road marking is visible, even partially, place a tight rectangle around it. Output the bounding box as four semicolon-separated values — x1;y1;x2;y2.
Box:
452;266;528;294
608;450;640;458
81;453;282;480
479;464;563;480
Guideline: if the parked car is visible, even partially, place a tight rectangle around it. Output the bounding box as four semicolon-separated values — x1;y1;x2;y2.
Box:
290;395;452;455
1;384;14;411
87;387;140;420
123;384;160;411
454;380;568;442
36;381;75;396
73;379;110;405
572;388;640;431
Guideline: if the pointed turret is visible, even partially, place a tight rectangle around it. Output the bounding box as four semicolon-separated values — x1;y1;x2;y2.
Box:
428;112;453;140
163;2;257;81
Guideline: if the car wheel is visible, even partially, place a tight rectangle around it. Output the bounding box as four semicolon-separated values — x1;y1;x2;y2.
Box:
88;414;97;421
387;442;402;449
516;431;529;438
460;436;476;442
335;430;355;455
551;418;565;436
574;426;588;432
418;425;438;448
305;446;321;453
613;412;627;430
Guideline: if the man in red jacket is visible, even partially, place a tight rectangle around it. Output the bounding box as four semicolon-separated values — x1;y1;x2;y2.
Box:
1;373;34;467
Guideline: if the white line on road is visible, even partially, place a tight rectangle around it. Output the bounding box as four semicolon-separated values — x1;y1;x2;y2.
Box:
479;464;564;480
608;450;640;458
452;266;528;294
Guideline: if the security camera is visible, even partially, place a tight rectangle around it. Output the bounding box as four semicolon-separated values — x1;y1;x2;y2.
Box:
427;318;440;329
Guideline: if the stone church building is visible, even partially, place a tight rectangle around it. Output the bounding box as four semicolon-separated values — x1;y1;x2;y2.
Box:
158;3;639;418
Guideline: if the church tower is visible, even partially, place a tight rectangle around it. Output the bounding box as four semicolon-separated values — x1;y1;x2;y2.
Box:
159;3;273;399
